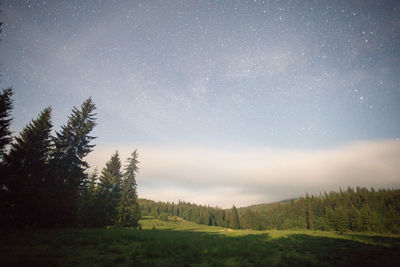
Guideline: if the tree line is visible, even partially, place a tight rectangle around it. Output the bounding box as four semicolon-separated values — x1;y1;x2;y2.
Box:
0;88;140;228
140;199;241;229
139;187;400;233
246;187;400;233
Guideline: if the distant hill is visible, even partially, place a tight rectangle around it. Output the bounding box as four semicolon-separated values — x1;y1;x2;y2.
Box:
139;197;298;213
139;187;400;233
237;198;299;214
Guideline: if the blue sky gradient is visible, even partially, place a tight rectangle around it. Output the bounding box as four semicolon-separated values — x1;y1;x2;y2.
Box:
1;0;400;206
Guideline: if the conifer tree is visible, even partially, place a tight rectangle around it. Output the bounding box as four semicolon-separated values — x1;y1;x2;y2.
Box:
108;151;123;204
5;107;53;227
304;194;314;230
51;98;97;226
97;151;122;226
0;87;13;226
0;87;13;159
228;205;241;229
215;209;226;227
117;150;141;227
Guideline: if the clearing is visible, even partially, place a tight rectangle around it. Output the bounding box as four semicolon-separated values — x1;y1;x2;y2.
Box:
1;216;400;266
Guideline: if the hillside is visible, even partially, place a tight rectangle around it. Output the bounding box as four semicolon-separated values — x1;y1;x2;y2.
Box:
237;198;297;214
139;187;400;233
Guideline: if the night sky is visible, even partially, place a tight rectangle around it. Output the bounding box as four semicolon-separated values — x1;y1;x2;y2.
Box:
1;0;400;207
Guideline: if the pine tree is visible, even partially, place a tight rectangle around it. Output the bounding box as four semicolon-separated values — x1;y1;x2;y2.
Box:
5;107;53;227
109;151;123;205
334;206;347;234
0;87;13;227
51;98;97;226
304;194;314;230
117;150;141;227
228;205;241;229
97;151;122;226
0;87;13;159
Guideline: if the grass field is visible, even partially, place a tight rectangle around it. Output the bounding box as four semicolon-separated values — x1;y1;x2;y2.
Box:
1;216;400;266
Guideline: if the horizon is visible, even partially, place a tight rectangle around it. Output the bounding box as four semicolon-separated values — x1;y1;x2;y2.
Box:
86;140;400;208
1;1;400;208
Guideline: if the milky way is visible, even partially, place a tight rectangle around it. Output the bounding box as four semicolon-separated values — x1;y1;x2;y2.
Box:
1;1;400;206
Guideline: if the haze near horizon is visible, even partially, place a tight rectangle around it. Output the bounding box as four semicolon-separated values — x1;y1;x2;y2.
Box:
1;0;399;208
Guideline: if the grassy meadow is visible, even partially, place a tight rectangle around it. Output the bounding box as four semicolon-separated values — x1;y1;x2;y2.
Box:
1;216;400;266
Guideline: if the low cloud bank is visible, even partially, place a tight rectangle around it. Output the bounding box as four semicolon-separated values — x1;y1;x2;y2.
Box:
86;140;400;208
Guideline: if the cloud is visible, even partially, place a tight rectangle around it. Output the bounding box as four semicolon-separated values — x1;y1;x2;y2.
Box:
86;139;400;208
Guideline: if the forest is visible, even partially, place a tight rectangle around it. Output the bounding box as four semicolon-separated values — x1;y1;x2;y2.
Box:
0;88;140;228
139;187;400;233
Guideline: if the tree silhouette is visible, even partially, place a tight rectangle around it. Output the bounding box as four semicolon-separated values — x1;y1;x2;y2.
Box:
51;98;97;226
0;88;13;227
5;107;53;227
117;149;141;227
97;151;122;226
0;87;13;159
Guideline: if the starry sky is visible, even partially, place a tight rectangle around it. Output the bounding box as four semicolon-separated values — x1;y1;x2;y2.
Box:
1;0;400;207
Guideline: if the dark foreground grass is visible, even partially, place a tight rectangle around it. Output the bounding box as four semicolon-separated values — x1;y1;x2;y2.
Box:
1;218;400;266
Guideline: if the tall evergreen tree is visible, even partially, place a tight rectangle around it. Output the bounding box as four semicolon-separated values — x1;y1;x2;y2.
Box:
108;151;123;204
0;87;13;159
97;151;122;226
4;107;53;227
117;150;141;227
51;98;97;226
228;205;241;229
304;194;314;230
0;87;13;227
